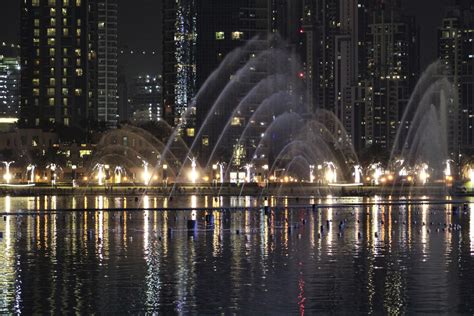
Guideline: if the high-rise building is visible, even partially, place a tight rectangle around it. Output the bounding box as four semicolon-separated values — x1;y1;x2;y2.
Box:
163;0;197;129
19;0;118;130
361;2;419;151
130;75;162;124
0;55;20;117
438;3;474;152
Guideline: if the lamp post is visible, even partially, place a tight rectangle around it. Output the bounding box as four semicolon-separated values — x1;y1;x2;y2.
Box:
71;165;77;187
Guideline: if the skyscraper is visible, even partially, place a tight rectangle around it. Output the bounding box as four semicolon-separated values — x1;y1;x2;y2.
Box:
0;55;20;117
130;75;162;124
438;2;474;152
19;0;118;130
360;1;419;152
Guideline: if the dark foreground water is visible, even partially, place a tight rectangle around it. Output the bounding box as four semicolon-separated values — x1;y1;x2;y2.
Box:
1;195;474;314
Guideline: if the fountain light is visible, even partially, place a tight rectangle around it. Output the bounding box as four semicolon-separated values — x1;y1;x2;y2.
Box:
470;168;474;183
95;163;105;186
142;161;151;185
114;166;124;184
27;164;36;183
309;165;315;183
244;163;253;183
370;163;383;185
2;161;14;184
46;163;59;185
324;162;337;184
353;165;362;184
187;157;198;183
419;163;429;185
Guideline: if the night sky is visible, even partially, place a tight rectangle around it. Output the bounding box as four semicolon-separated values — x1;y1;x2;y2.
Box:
0;0;453;74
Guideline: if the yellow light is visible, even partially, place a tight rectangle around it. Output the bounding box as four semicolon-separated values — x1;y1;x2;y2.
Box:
83;176;88;181
407;176;413;182
380;177;386;183
366;177;371;182
388;174;394;181
284;176;289;183
44;176;48;180
36;175;40;180
153;175;158;180
203;176;209;182
123;176;128;181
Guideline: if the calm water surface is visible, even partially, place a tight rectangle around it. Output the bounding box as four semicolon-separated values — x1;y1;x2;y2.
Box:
1;195;474;314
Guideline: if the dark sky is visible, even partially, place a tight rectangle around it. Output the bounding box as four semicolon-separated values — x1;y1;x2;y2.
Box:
0;0;453;74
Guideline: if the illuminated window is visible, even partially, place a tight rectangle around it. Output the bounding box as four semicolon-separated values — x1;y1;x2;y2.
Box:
32;0;40;6
32;78;40;86
62;88;68;95
63;118;69;126
63;0;69;5
74;48;81;56
63;28;69;36
202;136;209;146
49;98;55;106
33;38;40;46
77;19;81;26
75;68;83;76
63;98;68;106
49;78;56;85
74;88;82;96
63;18;68;26
48;0;56;5
63;68;68;76
49;48;55;56
62;78;67;85
76;29;81;36
231;117;242;126
50;18;56;26
186;128;195;137
34;29;40;37
76;59;81;66
62;8;67;16
98;22;105;29
76;0;81;6
34;19;40;27
215;32;225;40
232;31;244;40
50;8;56;16
47;88;55;96
48;38;55;46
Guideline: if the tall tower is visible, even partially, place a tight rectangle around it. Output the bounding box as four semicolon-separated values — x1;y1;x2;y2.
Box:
438;3;474;152
19;0;118;130
162;0;197;130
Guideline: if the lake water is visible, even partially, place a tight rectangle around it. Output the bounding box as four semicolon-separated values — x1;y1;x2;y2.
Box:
1;195;474;314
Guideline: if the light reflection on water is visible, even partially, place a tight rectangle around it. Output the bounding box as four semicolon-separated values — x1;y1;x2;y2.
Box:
0;195;473;313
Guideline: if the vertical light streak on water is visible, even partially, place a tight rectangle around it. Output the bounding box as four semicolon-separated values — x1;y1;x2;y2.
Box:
326;196;333;250
421;200;429;256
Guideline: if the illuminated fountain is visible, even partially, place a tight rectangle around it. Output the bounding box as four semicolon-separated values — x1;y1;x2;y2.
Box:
353;165;362;184
2;161;14;184
46;163;59;185
309;165;315;183
26;164;36;183
244;163;253;183
418;163;429;185
187;157;198;183
93;163;106;186
324;162;337;184
369;163;383;185
114;166;124;184
142;161;151;186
